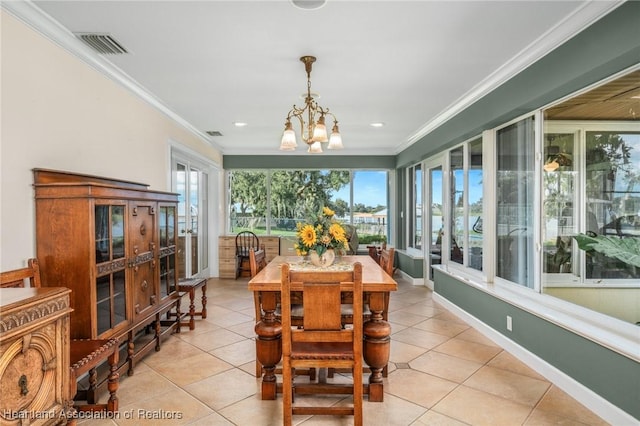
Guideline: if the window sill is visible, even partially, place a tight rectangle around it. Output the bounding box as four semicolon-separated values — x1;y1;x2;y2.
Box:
434;265;640;362
396;248;423;259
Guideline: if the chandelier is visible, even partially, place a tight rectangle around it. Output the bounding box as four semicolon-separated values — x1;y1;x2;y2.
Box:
279;56;343;153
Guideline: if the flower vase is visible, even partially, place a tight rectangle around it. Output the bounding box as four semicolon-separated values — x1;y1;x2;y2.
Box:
309;249;335;267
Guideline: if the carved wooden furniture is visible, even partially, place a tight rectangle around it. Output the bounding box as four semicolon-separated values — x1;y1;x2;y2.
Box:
248;255;396;402
33;169;180;380
0;287;73;425
175;277;207;330
69;338;119;415
281;263;363;426
219;235;280;278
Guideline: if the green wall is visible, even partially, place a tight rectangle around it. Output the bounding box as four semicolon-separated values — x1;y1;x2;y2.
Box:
223;155;395;170
396;1;640;168
396;250;423;279
434;269;640;421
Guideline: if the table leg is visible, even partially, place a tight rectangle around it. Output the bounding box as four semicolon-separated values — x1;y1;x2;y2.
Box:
254;291;282;400
188;288;196;330
363;292;391;402
200;282;207;319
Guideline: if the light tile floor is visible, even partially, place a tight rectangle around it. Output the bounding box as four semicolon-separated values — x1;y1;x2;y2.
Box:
81;276;610;425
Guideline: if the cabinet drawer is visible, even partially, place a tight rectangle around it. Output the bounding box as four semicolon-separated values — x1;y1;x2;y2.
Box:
219;236;236;248
219;246;236;260
219;258;237;270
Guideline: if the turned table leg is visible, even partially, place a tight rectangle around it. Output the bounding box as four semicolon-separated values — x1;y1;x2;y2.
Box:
188;287;196;330
363;291;391;402
200;281;207;319
254;291;282;400
107;348;119;412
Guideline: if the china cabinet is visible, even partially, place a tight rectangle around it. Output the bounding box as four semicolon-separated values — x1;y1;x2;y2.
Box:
33;169;180;376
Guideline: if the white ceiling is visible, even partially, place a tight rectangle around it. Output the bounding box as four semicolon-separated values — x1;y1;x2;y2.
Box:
14;1;622;155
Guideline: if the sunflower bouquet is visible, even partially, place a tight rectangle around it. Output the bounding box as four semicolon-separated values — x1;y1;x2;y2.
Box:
295;207;348;257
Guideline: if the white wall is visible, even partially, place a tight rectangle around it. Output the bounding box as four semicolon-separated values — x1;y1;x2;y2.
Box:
0;11;221;270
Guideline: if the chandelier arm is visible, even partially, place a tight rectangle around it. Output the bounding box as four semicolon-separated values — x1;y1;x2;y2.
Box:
292;113;311;144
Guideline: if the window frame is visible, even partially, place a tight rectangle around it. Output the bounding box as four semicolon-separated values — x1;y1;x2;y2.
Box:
543;120;640;288
444;136;485;280
227;168;392;246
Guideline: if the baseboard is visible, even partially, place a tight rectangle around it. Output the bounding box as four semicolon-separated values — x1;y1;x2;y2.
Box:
433;293;638;426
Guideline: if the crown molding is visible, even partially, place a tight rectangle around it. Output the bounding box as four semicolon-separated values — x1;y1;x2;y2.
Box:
398;0;624;154
2;0;222;153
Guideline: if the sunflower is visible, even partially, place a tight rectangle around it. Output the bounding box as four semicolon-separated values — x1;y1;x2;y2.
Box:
296;207;348;257
329;223;346;240
299;224;317;247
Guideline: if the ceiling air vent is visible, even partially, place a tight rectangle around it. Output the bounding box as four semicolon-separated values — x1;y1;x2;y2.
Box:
75;33;128;55
206;131;223;137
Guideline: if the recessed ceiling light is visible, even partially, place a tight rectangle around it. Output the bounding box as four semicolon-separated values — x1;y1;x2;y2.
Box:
233;122;248;127
290;0;327;11
370;122;385;128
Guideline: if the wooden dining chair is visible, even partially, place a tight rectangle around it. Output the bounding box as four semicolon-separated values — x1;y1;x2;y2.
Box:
378;246;394;321
0;258;42;288
379;247;395;278
250;248;268;377
281;262;363;426
0;258;120;419
251;249;306;378
236;231;260;278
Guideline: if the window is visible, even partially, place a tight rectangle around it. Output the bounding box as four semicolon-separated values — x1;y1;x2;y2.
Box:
542;126;640;284
229;170;268;234
447;138;483;271
450;147;464;265
542;133;577;278
229;169;389;247
408;164;422;250
496;117;535;288
352;171;388;245
584;130;640;281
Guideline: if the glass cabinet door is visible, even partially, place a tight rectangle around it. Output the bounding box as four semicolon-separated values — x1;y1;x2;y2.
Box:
158;204;178;299
95;204;128;336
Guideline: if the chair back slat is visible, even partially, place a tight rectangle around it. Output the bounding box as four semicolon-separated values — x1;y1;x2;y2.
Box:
249;249;267;277
379;247;395;277
0;258;42;288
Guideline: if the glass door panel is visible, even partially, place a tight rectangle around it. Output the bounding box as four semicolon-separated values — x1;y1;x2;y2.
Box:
174;160;209;279
94;203;127;336
158;205;178;299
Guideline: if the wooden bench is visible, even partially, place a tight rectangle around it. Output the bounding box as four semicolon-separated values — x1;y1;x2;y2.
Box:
166;277;208;330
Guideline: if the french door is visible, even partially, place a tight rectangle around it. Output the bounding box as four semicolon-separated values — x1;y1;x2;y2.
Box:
172;156;210;279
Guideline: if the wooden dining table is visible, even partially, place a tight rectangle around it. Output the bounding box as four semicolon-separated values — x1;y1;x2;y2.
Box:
248;255;397;402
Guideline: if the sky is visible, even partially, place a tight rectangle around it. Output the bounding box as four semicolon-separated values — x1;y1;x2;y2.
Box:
332;170;388;208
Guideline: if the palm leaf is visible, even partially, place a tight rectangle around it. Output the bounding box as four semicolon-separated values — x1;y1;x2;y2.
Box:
573;233;640;268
